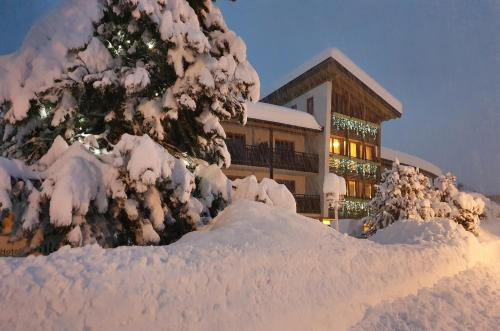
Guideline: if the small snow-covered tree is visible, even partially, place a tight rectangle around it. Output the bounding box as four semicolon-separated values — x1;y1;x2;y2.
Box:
0;0;258;252
432;173;484;235
366;160;432;231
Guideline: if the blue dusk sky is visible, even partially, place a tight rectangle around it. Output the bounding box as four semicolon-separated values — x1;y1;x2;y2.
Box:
1;0;499;195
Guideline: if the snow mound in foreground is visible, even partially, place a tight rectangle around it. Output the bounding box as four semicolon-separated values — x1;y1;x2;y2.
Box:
369;218;473;245
0;201;495;331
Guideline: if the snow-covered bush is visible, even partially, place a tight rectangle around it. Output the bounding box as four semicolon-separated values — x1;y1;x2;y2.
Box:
366;165;486;236
2;134;234;251
232;175;296;212
433;173;484;235
0;0;258;252
366;160;433;232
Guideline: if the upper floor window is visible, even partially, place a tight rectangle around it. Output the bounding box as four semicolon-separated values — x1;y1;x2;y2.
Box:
365;145;376;161
275;139;295;152
349;141;362;158
226;133;245;148
364;183;374;199
329;137;346;155
347;180;357;197
306;97;314;115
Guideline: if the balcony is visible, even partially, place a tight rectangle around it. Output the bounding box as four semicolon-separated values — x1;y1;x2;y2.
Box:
227;143;319;173
331;113;379;143
329;196;370;219
329;154;379;180
294;194;321;214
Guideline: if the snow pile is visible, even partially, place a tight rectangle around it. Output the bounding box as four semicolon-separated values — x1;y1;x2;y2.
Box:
232;175;296;212
323;172;346;210
370;218;472;245
0;200;498;331
353;264;500;330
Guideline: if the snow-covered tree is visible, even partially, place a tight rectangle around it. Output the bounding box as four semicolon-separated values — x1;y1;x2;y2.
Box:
0;0;258;253
0;0;258;167
366;160;433;232
432;173;484;235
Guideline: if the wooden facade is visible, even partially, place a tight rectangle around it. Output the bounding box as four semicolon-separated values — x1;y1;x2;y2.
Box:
262;54;401;218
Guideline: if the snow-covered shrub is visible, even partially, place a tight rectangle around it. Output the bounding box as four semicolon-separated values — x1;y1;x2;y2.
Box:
0;0;258;252
366;166;486;236
232;175;296;212
366;160;433;232
194;163;232;221
432;173;485;235
2;134;234;252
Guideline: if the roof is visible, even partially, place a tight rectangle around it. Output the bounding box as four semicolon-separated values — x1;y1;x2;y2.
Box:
381;147;442;177
264;48;403;114
246;102;322;131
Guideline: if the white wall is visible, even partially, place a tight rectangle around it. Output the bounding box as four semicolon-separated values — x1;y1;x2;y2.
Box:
284;82;332;217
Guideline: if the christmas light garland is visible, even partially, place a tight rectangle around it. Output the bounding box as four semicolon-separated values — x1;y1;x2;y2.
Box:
329;155;379;180
340;197;370;218
331;113;379;139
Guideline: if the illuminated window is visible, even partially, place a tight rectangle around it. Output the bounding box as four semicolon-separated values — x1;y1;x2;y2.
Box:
348;180;357;197
350;142;358;158
365;145;374;161
364;183;373;199
329;137;344;154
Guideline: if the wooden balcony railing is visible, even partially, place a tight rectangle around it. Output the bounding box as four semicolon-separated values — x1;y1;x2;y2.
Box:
227;143;319;173
294;194;321;214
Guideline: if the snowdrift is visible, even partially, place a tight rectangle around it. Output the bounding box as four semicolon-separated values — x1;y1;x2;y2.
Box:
0;200;497;331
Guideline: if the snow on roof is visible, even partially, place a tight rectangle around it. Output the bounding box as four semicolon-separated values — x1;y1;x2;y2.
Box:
246;102;322;131
265;48;403;114
381;147;442;176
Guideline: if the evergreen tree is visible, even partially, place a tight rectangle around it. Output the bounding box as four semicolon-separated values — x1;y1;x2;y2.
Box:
0;0;258;167
0;0;258;253
366;160;432;232
433;173;484;235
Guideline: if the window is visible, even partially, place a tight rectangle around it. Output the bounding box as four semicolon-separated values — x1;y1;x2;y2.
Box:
290;104;297;110
349;142;361;158
329;137;345;155
348;180;357;197
364;183;373;199
276;179;296;194
306;97;314;115
365;145;375;161
275;139;295;152
226;133;245;146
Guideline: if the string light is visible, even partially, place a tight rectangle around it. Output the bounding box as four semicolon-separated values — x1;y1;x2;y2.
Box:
331;113;379;139
39;106;48;119
146;41;156;49
329;155;379;180
340;197;369;218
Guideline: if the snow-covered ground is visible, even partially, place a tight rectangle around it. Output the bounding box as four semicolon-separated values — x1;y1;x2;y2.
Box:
0;200;499;331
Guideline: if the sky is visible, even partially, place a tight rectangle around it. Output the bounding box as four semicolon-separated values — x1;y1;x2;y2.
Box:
0;0;499;195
